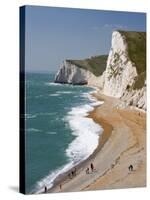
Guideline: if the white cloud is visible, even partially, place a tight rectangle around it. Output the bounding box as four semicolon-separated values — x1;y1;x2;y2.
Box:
92;24;128;31
103;24;128;30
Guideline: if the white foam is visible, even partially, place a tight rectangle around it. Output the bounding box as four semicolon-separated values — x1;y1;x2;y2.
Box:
25;114;37;119
49;93;60;97
82;91;104;107
49;91;73;96
65;91;104;163
81;92;90;99
68;104;94;117
26;128;41;132
66;116;102;162
89;86;99;94
45;82;62;86
65;103;103;163
57;91;73;94
90;101;104;107
81;92;97;102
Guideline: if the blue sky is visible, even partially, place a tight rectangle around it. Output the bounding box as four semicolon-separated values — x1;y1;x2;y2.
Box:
24;6;146;72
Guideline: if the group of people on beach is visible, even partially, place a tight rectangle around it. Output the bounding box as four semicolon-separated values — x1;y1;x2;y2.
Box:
68;167;77;179
86;162;95;174
59;163;95;191
44;163;96;193
44;162;135;193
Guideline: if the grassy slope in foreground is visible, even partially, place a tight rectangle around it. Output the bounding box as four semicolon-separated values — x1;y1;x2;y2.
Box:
66;55;108;77
119;31;146;90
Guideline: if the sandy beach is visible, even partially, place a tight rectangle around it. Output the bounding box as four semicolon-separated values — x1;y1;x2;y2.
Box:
47;92;146;193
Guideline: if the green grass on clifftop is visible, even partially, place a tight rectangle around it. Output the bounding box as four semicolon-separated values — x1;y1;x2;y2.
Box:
119;30;146;89
66;55;108;77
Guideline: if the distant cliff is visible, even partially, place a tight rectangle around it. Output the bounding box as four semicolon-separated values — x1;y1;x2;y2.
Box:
54;30;146;110
55;55;107;88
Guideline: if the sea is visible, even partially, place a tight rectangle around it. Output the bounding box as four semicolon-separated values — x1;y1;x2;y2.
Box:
25;72;103;194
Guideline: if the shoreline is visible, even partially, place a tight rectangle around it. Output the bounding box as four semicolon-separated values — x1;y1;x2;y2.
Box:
33;87;105;194
45;92;113;194
46;118;112;194
39;90;146;194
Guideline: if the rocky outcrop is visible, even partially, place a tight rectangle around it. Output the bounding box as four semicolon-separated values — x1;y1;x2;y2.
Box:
55;56;107;89
54;30;146;110
120;83;146;110
55;60;88;85
55;60;105;89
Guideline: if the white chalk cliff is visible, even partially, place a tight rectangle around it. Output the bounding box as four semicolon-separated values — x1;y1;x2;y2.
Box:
55;58;106;89
103;31;146;110
103;31;137;98
55;60;88;85
54;31;146;110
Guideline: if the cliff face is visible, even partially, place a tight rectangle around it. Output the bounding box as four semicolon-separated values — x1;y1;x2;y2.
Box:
55;60;88;85
54;30;146;110
55;60;105;89
55;56;107;89
103;31;137;98
120;84;146;110
103;31;146;110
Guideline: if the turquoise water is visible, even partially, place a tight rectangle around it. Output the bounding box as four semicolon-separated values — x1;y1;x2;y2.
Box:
25;72;103;193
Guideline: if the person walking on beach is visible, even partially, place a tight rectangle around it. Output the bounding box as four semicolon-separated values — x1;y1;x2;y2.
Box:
86;167;89;174
44;186;47;193
128;164;133;172
74;167;77;176
71;170;74;177
59;184;62;191
90;162;94;172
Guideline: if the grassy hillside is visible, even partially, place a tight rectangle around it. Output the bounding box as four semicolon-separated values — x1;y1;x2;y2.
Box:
119;31;146;89
66;55;108;77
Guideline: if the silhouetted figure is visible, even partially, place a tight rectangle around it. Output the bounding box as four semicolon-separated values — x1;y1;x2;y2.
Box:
71;170;74;177
73;167;77;176
128;164;133;171
44;186;47;193
86;167;89;174
60;184;62;191
90;163;94;172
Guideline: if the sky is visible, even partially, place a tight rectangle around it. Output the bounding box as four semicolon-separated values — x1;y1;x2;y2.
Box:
24;6;146;72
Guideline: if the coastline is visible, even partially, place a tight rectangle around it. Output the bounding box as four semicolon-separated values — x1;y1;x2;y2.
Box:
46;119;112;194
83;93;146;191
44;92;113;193
42;91;112;194
44;91;146;193
33;87;106;194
